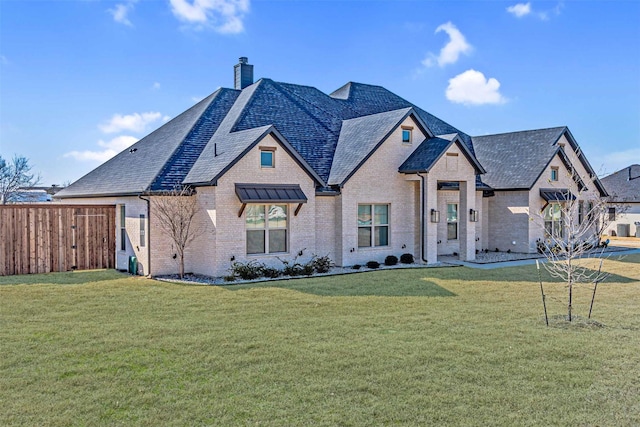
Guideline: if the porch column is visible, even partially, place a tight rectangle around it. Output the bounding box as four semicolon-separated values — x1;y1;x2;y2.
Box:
424;173;438;264
459;180;476;261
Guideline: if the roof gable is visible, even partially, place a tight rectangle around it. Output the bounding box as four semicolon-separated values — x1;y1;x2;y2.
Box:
472;127;566;190
399;134;485;175
328;108;414;186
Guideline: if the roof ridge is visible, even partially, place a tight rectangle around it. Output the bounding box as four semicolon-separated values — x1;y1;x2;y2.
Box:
472;126;566;139
267;80;337;136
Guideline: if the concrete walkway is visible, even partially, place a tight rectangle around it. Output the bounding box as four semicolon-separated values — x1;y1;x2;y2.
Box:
441;248;640;269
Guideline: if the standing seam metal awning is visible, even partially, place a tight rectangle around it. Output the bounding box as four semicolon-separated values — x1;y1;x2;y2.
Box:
235;183;307;216
539;188;576;202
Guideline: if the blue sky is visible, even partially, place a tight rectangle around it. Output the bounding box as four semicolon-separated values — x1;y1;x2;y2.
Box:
1;0;639;185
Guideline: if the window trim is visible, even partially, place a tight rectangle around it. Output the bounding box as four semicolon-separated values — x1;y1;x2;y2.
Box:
544;203;564;239
551;167;559;182
608;207;616;221
578;201;584;225
245;203;288;255
401;126;413;144
139;214;146;248
447;203;458;241
119;205;126;252
260;147;276;168
357;203;390;248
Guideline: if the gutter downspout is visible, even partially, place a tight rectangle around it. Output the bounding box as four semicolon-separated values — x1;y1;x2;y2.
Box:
417;172;428;263
138;194;151;277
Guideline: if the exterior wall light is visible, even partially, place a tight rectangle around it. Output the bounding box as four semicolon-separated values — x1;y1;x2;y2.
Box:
430;209;440;223
469;209;479;222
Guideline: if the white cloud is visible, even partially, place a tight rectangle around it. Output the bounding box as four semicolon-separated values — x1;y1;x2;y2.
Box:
445;69;507;106
169;0;250;34
99;112;164;134
0;55;8;65
507;3;531;18
152;82;161;90
507;2;563;20
422;22;472;68
109;1;136;26
64;136;139;162
601;148;640;176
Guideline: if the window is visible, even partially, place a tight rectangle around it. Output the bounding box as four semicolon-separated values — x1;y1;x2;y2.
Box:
401;127;412;144
260;148;274;168
358;204;389;247
578;201;584;225
447;203;458;240
551;167;559;181
608;207;616;221
587;201;594;222
246;204;287;254
544;204;563;238
139;214;146;248
120;205;126;251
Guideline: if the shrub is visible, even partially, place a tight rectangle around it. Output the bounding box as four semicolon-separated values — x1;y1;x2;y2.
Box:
302;264;315;276
262;267;282;279
384;255;398;266
230;260;263;280
223;275;236;282
310;254;332;273
352;264;361;270
366;261;380;269
400;253;414;264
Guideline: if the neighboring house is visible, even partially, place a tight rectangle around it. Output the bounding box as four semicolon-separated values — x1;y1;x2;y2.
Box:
54;58;606;277
5;185;64;203
601;164;640;237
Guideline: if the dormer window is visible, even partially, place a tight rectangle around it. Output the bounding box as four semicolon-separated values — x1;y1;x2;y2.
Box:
402;127;412;144
551;167;559;181
260;147;275;168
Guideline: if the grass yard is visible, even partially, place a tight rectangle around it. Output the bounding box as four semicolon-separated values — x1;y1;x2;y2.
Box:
1;255;639;426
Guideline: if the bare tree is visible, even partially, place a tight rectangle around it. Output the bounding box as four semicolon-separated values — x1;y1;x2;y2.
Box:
532;168;624;322
0;155;42;204
151;186;200;278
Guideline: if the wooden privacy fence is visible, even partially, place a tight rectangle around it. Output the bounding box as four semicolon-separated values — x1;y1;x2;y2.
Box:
0;205;116;276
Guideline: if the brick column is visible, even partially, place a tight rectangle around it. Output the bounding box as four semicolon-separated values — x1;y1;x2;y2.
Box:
459;180;476;261
424;173;438;264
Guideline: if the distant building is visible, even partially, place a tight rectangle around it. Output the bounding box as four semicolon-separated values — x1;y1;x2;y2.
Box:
601;165;640;237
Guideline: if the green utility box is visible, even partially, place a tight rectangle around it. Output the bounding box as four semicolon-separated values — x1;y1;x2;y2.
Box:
128;256;138;275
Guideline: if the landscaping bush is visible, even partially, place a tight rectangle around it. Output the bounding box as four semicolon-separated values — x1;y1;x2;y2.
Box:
223;275;236;282
352;264;361;270
310;254;332;273
261;267;282;279
302;264;315;276
366;261;380;269
384;255;398;266
230;260;263;280
400;253;414;264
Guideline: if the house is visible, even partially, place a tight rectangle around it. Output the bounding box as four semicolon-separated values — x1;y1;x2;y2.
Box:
601;165;640;237
54;58;606;276
472;128;607;252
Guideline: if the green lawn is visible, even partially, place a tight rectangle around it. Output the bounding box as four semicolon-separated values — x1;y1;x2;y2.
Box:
1;255;639;426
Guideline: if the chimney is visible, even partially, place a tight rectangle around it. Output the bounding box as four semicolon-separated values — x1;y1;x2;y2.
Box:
234;57;253;90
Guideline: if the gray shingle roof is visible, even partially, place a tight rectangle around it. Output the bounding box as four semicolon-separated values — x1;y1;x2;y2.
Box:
399;134;485;175
328;108;413;186
57;76;484;198
601;164;640;202
472;127;567;190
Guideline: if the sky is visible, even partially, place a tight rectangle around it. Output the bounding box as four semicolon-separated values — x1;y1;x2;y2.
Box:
1;0;639;186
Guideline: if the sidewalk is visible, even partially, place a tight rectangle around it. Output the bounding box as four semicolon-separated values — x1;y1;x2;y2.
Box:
441;248;640;269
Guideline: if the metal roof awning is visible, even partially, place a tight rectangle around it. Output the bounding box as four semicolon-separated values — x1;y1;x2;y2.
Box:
235;183;307;216
539;188;576;202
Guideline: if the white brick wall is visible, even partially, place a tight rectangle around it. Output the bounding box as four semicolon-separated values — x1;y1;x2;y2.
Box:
338;116;425;266
194;133;319;277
